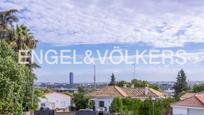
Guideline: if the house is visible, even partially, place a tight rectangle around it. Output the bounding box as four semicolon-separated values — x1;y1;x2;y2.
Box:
38;92;71;111
87;86;165;112
171;92;204;115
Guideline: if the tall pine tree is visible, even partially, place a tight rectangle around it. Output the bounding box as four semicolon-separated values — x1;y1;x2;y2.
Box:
173;69;188;98
109;73;116;86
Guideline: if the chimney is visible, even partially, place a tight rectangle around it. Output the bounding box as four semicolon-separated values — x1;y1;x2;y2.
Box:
131;84;135;88
123;84;127;88
144;84;149;95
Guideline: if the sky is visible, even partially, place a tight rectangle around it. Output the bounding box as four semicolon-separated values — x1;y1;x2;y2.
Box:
1;0;204;83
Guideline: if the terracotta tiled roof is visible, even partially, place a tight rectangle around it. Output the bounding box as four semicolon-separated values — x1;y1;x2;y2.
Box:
180;93;196;100
121;87;165;98
44;92;70;97
115;86;128;97
195;93;204;105
87;86;165;98
171;93;204;108
149;88;165;97
87;86;127;97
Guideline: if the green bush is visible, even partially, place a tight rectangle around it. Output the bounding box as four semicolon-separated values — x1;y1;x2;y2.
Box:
193;84;204;93
110;97;175;115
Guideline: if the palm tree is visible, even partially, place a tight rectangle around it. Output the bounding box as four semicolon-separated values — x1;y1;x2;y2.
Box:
0;10;37;51
12;25;38;68
14;25;39;109
14;25;37;50
0;9;18;39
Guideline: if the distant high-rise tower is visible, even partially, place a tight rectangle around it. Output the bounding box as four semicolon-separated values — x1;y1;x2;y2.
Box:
69;72;74;85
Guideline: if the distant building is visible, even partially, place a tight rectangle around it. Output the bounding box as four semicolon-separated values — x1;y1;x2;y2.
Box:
55;87;78;93
69;72;74;85
38;92;71;111
87;86;165;112
163;88;175;97
159;83;175;97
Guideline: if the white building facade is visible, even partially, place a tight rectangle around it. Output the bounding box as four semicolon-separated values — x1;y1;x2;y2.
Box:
38;92;71;111
91;97;114;112
172;106;204;115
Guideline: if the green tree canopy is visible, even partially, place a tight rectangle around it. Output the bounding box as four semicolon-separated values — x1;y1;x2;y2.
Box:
0;40;34;114
193;84;204;93
173;69;188;98
110;97;174;115
109;73;116;86
131;79;147;87
0;9;38;114
117;80;129;87
0;9;18;39
72;87;90;110
131;79;160;90
110;97;123;113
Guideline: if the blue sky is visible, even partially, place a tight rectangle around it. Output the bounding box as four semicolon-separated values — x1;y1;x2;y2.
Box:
1;0;204;83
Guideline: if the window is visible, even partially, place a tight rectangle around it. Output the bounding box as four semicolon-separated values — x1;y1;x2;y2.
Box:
41;103;45;107
99;101;104;107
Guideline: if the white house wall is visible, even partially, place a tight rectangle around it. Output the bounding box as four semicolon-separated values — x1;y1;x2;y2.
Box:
38;93;71;111
46;94;71;109
93;97;114;112
172;106;204;115
172;107;187;115
189;108;204;115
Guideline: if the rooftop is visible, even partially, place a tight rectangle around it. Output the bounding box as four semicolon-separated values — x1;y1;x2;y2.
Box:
43;92;71;97
172;92;204;108
87;86;165;98
180;93;196;100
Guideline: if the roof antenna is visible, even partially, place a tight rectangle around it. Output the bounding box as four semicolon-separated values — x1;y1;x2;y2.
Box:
94;64;96;89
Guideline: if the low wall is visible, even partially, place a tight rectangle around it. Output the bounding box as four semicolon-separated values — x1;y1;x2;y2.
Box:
55;112;75;115
23;111;34;115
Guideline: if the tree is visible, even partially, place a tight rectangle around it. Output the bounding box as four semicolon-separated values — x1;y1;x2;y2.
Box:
1;10;38;67
138;99;151;115
193;84;204;93
78;86;86;94
122;97;142;115
173;69;188;98
0;9;38;113
110;97;123;113
72;87;90;110
109;73;116;86
12;25;37;51
161;98;176;115
110;96;174;115
138;98;163;115
117;80;129;87
0;40;33;114
13;25;38;69
131;79;146;87
149;83;160;90
29;88;44;110
0;9;18;39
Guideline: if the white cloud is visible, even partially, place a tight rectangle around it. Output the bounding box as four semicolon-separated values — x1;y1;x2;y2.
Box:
1;0;204;47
